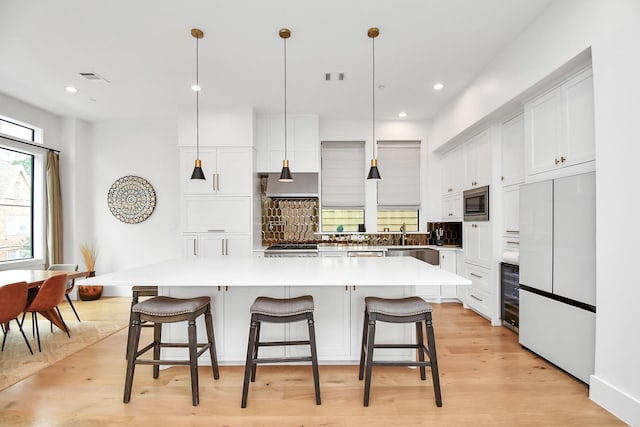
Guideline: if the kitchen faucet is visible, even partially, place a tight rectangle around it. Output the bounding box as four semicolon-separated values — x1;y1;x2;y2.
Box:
400;223;407;246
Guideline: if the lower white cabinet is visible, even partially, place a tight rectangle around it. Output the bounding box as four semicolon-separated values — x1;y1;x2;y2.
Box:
439;250;458;299
462;262;494;321
183;233;251;258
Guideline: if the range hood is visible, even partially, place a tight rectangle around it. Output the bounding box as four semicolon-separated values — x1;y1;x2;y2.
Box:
265;172;319;198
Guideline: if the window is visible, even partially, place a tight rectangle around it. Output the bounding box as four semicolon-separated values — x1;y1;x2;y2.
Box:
0;131;45;265
376;141;421;231
321;141;365;232
0;118;36;142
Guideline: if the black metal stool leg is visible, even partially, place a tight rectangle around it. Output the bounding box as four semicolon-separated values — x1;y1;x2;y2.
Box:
187;319;199;406
204;307;220;380
123;317;142;403
425;312;442;407
251;320;261;382
152;323;161;379
307;313;321;405
241;317;258;408
358;308;369;380
363;314;376;407
416;320;426;380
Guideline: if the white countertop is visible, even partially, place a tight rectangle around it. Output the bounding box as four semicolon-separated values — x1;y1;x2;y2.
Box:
80;256;470;287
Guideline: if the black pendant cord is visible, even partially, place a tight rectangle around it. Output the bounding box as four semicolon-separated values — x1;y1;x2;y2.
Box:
371;35;375;160
283;36;288;161
196;36;200;161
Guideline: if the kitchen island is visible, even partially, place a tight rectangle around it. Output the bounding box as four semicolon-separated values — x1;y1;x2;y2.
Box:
82;256;470;363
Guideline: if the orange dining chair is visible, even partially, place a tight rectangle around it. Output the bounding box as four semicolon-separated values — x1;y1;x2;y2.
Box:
48;264;80;321
22;274;70;352
0;281;34;355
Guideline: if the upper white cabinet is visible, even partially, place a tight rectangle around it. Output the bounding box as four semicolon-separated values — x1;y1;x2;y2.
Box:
256;114;319;173
500;114;525;186
463;129;491;190
502;186;520;235
524;67;595;177
441;193;463;221
441;147;464;195
183;196;251;232
181;147;253;195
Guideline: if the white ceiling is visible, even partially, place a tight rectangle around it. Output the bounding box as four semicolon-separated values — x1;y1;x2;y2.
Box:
0;0;553;123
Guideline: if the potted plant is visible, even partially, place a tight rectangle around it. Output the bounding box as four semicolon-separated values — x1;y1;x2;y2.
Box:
78;243;102;301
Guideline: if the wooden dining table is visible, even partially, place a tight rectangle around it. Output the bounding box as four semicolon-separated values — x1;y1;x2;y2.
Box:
0;269;89;332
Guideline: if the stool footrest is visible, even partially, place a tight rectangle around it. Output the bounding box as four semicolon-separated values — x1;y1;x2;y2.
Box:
258;340;310;347
373;344;428;350
136;359;194;366
371;360;433;367
253;356;313;364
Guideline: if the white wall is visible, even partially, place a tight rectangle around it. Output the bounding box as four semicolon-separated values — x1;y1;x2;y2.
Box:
429;0;640;423
320;118;440;231
89;119;181;295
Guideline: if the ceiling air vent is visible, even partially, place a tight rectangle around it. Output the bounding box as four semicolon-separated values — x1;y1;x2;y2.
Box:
324;72;345;81
79;72;110;83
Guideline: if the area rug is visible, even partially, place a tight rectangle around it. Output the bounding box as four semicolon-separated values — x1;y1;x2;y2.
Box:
0;317;128;391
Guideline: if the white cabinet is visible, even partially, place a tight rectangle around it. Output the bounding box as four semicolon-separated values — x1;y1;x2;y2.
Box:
183;232;251;258
288;286;351;361
524;67;594;177
441;193;463;221
181;147;253;195
463;129;491;189
441;147;464;195
502;186;520;253
500;113;525;186
183;196;251;232
463;222;492;268
256;114;319;172
463;263;494;320
222;286;287;361
439;250;459;299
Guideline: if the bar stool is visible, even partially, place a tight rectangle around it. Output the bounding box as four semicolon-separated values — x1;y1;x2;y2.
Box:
241;295;321;408
123;295;219;406
358;296;441;407
125;286;158;358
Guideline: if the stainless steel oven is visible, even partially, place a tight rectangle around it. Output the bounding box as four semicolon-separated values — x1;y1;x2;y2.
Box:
463;185;489;221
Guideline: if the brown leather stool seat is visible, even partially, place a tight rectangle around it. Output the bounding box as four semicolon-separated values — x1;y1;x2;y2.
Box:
123;295;219;406
359;296;441;407
241;295;321;408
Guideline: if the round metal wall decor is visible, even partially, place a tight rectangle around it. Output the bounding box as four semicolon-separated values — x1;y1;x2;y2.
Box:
107;175;156;224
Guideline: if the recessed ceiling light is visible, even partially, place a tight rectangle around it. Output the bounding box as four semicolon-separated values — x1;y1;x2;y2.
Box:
398;112;407;118
433;82;444;91
191;84;201;91
65;86;78;93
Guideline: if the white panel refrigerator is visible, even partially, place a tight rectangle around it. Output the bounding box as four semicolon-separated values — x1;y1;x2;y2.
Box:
519;172;596;383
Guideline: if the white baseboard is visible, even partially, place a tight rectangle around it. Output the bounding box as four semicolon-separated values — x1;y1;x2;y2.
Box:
590;374;640;426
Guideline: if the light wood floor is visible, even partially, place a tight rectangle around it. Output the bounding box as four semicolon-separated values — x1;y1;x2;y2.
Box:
0;297;622;426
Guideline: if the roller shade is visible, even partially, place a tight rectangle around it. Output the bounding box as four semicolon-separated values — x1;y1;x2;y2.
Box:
377;141;421;209
321;141;365;208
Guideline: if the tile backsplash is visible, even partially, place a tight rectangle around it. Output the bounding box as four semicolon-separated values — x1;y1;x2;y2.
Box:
426;222;463;246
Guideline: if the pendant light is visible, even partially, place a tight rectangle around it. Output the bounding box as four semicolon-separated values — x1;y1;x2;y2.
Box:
366;27;381;180
278;28;293;182
190;28;206;180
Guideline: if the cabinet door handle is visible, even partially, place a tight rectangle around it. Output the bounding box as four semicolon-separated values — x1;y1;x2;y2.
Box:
560;156;566;163
501;176;504;181
555;158;560;165
505;230;519;233
208;229;225;232
193;240;197;256
470;294;483;302
217;173;221;191
470;272;483;278
225;239;229;255
506;241;520;245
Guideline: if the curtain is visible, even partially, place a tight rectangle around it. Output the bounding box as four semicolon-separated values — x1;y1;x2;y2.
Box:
46;151;63;267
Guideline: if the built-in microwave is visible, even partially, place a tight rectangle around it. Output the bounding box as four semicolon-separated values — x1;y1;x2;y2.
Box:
463;185;489;221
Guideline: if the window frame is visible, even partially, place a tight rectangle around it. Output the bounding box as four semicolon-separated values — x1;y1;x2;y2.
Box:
0;136;46;269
